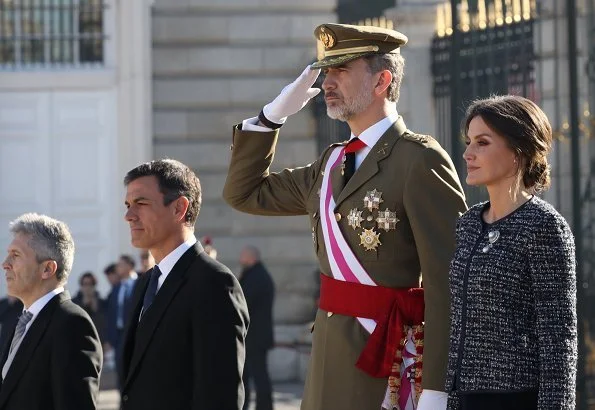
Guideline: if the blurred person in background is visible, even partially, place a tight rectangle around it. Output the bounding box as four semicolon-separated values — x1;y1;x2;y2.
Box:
73;271;107;344
239;245;275;410
103;263;120;290
106;254;138;388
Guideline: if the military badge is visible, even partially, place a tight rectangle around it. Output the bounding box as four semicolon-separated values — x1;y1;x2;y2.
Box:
359;228;382;251
376;208;399;231
363;189;383;212
347;208;364;230
319;27;336;49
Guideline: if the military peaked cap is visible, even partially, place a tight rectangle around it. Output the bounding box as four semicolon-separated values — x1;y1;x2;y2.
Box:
311;23;408;69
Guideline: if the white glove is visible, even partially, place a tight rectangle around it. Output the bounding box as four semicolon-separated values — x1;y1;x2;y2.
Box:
417;389;448;410
262;65;321;125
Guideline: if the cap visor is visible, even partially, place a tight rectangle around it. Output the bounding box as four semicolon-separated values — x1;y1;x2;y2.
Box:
311;52;371;69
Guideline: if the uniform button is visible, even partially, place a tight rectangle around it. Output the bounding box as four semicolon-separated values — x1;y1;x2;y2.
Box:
335;213;341;221
122;394;129;402
327;311;333;317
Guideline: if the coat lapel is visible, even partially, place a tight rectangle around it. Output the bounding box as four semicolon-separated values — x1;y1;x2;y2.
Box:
123;243;202;388
334;117;408;208
0;292;66;407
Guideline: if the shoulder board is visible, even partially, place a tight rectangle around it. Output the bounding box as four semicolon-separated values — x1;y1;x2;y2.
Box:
402;131;432;145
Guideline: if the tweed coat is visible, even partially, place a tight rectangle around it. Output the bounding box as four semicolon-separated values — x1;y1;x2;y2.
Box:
223;117;467;410
446;197;577;409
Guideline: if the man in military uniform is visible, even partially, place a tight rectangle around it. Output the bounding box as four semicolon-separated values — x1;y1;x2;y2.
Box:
223;23;467;410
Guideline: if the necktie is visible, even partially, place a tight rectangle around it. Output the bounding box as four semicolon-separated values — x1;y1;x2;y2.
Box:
9;310;33;355
141;265;162;317
343;137;367;184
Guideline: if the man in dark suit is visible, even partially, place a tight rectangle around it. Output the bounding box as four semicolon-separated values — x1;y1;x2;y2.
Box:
106;254;138;388
120;159;249;410
0;213;102;410
238;246;275;410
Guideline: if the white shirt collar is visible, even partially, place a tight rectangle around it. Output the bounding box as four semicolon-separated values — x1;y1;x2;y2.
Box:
156;235;197;290
349;111;399;148
26;287;64;318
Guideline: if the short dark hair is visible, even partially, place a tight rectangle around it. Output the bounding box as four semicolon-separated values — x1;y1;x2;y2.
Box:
124;159;202;225
104;263;117;275
363;52;405;103
79;271;97;286
463;95;552;192
119;254;135;269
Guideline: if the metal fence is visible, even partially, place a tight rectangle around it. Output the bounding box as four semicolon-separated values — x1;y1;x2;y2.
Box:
0;0;106;69
431;0;536;205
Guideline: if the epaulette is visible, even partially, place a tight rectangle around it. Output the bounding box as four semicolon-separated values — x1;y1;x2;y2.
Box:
402;131;432;145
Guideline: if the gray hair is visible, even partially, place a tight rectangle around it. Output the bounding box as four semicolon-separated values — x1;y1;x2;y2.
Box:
364;53;405;103
9;213;75;284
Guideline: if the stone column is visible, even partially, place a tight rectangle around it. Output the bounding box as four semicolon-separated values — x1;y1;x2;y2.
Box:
385;2;440;137
115;0;155;257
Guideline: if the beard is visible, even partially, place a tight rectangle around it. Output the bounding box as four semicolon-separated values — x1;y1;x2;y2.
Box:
325;78;374;122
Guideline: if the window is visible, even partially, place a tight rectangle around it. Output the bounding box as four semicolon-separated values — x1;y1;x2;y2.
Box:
0;0;106;69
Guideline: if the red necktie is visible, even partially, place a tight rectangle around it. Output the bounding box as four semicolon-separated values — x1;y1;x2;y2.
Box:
344;137;367;154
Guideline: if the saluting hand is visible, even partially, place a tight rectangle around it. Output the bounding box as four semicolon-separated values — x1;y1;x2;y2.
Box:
261;65;321;125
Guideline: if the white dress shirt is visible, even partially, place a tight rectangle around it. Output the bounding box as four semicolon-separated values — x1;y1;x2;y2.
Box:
2;287;64;379
155;235;197;292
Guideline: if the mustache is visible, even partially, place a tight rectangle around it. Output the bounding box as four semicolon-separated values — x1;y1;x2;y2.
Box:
325;92;341;99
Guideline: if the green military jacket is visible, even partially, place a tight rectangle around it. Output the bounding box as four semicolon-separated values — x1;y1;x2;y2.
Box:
223;117;467;410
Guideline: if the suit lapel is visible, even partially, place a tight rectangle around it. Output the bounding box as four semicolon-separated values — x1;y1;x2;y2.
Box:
124;243;202;388
121;274;148;382
334;117;408;208
0;292;66;407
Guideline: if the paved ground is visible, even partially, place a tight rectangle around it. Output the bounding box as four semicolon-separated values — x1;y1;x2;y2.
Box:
98;382;304;410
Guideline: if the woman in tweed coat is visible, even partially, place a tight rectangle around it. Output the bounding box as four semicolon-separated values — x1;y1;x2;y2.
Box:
445;95;577;409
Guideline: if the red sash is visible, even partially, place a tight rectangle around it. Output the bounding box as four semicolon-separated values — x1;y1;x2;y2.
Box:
319;274;424;378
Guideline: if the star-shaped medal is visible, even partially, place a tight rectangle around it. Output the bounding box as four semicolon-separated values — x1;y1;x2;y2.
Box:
363;189;383;212
359;228;382;251
376;208;399;231
347;208;364;230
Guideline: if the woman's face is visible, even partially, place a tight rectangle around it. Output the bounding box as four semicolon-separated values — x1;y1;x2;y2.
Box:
463;116;519;188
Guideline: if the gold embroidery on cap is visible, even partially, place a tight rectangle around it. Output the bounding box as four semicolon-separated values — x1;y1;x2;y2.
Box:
319;27;336;49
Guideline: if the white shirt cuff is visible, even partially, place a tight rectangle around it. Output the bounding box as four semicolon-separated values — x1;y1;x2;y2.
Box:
417;389;448;410
242;116;273;132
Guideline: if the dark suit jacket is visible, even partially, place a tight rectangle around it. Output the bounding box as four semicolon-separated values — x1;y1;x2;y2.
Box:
120;243;249;410
0;291;102;410
239;262;275;352
73;292;108;343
